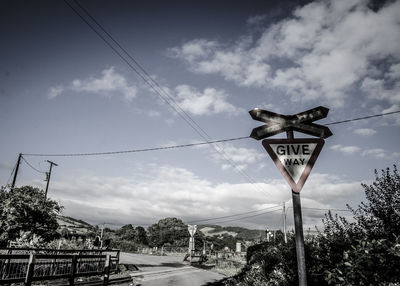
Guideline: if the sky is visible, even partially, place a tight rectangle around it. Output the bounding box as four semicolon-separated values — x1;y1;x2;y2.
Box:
1;0;399;231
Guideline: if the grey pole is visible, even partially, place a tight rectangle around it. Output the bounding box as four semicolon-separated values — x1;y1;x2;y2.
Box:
283;201;287;244
287;130;307;286
11;153;22;189
45;160;58;199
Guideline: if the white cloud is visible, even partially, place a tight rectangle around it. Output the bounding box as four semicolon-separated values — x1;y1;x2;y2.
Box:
48;67;137;101
170;0;400;107
50;67;240;116
330;144;361;155
48;85;64;99
247;15;267;26
353;128;376;136
208;143;264;170
30;165;364;229
362;148;386;159
0;161;13;170
173;85;239;116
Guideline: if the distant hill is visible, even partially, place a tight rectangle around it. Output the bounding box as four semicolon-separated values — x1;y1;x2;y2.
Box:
199;225;267;241
55;216;268;242
56;215;97;237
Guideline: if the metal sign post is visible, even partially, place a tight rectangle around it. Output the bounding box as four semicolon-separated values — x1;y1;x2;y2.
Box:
249;106;332;286
188;225;197;264
287;129;307;286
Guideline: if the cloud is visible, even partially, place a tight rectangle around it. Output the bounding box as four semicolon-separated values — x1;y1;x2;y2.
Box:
362;148;386;159
48;85;64;99
353;128;376;136
173;85;239;116
247;15;267;26
170;0;400;107
48;67;239;116
48;67;137;101
330;144;361;155
0;161;14;171
27;165;364;229
205;143;264;170
361;148;400;159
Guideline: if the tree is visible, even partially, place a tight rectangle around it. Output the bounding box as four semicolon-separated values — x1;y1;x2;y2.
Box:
0;185;63;246
114;224;148;246
226;165;400;285
322;165;400;240
115;224;136;240
354;165;400;238
135;226;148;245
147;217;189;247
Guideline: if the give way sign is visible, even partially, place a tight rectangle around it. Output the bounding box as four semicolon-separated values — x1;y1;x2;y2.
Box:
262;138;324;193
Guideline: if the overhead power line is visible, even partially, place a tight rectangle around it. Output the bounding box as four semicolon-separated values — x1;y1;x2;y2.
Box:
302;207;351;212
5;162;18;187
186;205;282;224
325;110;400;125
287;206;351;212
208;208;283;225
63;0;267;196
22;110;400;157
22;136;249;157
21;156;46;174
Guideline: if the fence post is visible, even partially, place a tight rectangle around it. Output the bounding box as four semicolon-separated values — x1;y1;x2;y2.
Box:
103;255;111;286
69;255;77;285
25;254;35;286
115;250;120;273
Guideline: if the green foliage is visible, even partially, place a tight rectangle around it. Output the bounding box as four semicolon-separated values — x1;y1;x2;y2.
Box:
112;224;149;251
115;224;136;240
0;185;63;246
147;217;189;247
318;237;400;285
225;165;400;285
206;233;237;251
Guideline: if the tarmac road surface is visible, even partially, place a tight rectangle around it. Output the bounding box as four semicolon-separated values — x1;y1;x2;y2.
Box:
120;252;225;286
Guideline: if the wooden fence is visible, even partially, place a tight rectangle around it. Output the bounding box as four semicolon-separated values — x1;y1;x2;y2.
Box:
0;248;120;285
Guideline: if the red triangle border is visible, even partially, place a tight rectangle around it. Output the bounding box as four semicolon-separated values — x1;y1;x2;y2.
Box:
262;138;325;193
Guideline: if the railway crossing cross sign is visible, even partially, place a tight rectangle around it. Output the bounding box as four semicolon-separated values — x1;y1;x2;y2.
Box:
249;106;332;286
188;225;197;237
249;106;332;140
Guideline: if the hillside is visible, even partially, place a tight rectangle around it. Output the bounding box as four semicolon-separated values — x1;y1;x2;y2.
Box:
55;216;268;243
56;215;97;237
199;225;267;241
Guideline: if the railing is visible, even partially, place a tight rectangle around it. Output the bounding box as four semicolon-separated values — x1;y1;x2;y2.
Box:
0;248;120;285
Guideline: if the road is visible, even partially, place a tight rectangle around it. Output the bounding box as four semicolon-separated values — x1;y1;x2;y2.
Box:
120;252;225;286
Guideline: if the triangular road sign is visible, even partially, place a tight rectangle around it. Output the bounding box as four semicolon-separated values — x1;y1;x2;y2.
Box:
262;138;324;193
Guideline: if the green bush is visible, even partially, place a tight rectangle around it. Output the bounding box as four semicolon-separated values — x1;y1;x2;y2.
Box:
224;165;400;285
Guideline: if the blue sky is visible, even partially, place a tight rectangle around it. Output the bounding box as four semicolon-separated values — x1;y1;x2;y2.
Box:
1;0;399;230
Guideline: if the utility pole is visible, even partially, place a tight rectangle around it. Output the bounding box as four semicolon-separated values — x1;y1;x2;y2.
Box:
283;201;287;243
11;153;22;189
100;223;104;249
44;160;58;199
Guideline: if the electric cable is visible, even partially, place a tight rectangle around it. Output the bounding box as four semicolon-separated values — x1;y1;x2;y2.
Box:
63;0;266;195
302;207;351;212
287;206;351;212
185;205;282;224
208;208;282;225
5;162;17;187
22;136;249;157
22;110;400;157
21;156;46;174
325;110;400;125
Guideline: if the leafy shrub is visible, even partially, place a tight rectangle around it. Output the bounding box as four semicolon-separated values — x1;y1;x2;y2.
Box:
224;165;400;285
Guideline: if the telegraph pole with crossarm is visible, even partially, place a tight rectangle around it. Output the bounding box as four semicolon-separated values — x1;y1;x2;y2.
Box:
44;160;58;199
